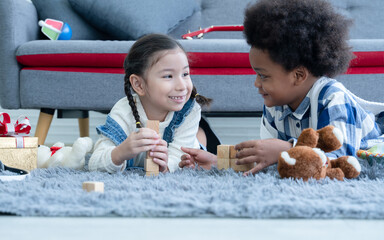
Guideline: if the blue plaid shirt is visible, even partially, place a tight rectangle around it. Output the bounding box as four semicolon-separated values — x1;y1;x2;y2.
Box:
261;77;384;158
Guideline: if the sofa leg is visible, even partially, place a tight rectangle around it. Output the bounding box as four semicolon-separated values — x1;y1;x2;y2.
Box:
78;118;89;137
57;110;90;137
34;108;55;145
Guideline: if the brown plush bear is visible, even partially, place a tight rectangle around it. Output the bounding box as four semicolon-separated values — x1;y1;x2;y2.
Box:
278;126;361;181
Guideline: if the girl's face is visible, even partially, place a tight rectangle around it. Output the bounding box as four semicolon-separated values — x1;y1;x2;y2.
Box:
249;47;305;111
139;48;193;120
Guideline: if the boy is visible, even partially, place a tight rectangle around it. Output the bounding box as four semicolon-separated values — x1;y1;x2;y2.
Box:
179;0;384;175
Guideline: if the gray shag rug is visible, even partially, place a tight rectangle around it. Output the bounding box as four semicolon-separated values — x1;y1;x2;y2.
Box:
1;159;384;218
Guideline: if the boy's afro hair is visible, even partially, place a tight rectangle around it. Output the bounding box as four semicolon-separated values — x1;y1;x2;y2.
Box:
243;0;354;77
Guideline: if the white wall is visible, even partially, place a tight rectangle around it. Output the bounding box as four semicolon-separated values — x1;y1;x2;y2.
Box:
0;108;261;146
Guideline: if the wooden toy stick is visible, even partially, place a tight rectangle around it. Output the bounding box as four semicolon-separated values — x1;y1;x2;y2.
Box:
144;120;160;176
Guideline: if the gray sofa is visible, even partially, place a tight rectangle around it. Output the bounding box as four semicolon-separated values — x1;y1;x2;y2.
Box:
1;0;384;144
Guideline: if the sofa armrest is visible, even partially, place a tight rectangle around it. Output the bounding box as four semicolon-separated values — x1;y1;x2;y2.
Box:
0;0;39;109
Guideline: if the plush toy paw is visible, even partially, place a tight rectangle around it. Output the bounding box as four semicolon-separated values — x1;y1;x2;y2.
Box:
278;126;360;181
328;156;361;179
325;168;344;181
37;137;93;170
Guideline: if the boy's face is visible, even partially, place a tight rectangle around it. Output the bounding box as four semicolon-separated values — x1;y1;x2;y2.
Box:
249;47;303;110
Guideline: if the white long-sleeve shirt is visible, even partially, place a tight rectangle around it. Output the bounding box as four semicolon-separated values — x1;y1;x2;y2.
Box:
88;95;201;173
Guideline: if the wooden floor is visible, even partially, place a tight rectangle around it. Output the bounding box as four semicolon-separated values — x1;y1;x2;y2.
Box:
1;217;383;240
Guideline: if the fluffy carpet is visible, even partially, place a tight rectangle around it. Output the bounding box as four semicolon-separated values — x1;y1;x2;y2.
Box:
1;160;384;218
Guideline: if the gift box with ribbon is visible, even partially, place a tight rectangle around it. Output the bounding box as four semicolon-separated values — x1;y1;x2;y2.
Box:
0;112;38;171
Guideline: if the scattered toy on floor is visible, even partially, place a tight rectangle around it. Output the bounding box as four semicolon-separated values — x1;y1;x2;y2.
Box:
82;181;104;193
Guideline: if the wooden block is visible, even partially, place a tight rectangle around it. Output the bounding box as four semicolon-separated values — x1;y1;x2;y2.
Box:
144;157;159;172
145;120;160;176
82;181;104;193
217;145;231;159
145;171;159;177
217;158;230;170
146;120;159;133
229;145;237;159
0;137;38;171
230;158;254;172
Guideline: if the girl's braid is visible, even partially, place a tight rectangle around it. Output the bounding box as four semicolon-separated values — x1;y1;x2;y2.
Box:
124;75;142;128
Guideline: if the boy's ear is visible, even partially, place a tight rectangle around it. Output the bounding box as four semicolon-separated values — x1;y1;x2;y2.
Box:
293;66;309;86
129;74;145;96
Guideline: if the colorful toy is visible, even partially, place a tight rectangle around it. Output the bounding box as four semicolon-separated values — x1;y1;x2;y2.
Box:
37;137;93;170
38;18;72;40
357;142;384;165
278;126;361;181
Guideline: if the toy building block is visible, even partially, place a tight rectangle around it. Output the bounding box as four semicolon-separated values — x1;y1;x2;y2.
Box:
144;120;160;176
229;145;254;172
217;145;231;170
217;145;254;172
82;181;104;193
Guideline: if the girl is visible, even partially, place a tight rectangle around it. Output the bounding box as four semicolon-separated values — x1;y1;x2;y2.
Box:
89;34;211;173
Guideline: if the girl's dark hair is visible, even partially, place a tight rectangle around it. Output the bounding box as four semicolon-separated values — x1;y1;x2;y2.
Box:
123;33;211;128
243;0;354;77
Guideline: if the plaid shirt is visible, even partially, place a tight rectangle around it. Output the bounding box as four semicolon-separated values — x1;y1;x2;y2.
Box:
261;77;384;158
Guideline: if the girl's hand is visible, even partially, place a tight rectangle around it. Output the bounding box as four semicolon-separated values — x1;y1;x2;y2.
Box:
111;128;160;166
179;147;217;170
148;139;169;173
235;138;292;176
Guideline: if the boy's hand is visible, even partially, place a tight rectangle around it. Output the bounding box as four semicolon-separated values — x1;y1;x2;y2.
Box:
149;139;169;173
179;147;217;170
235;138;292;176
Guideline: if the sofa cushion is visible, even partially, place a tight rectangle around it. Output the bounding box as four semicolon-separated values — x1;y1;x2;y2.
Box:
15;39;384;72
68;0;200;40
32;0;109;40
15;40;252;69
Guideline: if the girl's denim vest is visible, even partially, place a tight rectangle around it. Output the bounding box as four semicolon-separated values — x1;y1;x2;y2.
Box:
96;99;199;169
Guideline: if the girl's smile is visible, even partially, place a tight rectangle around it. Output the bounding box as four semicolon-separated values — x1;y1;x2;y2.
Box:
169;95;187;103
135;48;193;121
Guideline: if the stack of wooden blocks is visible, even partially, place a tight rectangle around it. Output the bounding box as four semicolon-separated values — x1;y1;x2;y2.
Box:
144;120;160;177
217;145;254;172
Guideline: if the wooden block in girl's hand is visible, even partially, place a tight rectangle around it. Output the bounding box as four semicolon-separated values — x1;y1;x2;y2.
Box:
146;120;159;134
145;120;160;174
145;158;159;172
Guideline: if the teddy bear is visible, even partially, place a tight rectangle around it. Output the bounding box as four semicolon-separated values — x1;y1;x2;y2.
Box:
278;125;361;181
37;137;93;170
